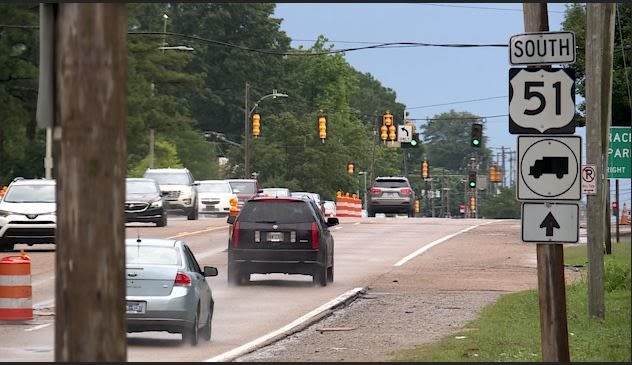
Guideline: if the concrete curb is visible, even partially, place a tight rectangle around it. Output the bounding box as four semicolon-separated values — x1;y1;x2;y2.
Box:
205;287;366;362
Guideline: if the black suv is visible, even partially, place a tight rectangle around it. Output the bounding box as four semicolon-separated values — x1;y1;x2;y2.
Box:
226;196;339;286
367;176;416;217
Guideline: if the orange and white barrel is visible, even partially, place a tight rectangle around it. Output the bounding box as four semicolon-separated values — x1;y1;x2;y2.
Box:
0;254;33;321
336;196;362;218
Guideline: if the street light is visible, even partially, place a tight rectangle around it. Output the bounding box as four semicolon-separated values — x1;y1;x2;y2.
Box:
358;171;368;211
244;84;289;178
162;14;169;53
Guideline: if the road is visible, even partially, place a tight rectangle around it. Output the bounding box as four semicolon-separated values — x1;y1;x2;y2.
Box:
1;215;496;362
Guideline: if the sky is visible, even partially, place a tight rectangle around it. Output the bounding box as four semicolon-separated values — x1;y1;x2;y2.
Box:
274;3;630;209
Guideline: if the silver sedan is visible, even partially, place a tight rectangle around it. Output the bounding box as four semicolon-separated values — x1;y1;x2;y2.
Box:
125;238;218;345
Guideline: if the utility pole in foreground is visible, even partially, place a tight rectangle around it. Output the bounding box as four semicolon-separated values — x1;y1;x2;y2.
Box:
54;3;127;361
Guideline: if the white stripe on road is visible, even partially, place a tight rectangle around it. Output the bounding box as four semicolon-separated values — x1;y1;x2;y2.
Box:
167;226;227;239
394;222;494;267
205;287;364;363
25;323;52;332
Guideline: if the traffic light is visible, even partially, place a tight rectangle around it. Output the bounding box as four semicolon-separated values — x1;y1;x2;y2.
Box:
415;200;420;214
380;125;388;142
383;111;393;127
468;169;477;188
612;201;618;214
252;113;261;138
347;162;355;175
422;159;429;179
388;124;396;141
469;195;476;211
471;122;483;147
318;115;327;141
489;165;500;183
401;133;420;148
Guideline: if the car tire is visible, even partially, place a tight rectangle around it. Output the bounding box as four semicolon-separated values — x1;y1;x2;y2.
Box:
201;303;213;341
368;207;376;217
156;213;167;227
313;265;327;287
187;206;198;221
0;243;14;252
182;306;199;346
326;264;334;283
227;261;242;286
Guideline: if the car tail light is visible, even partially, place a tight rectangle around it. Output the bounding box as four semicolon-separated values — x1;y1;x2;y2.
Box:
370;188;381;194
400;188;413;195
290;231;296;243
254;230;260;243
174;272;192;287
311;222;319;250
232;222;240;248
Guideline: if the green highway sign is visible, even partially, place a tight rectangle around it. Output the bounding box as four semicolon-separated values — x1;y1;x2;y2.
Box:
608;127;631;179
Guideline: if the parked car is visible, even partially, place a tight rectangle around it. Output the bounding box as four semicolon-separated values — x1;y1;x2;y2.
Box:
196;180;237;217
259;187;291;198
0;178;56;252
143;168;199;220
125;178;167;227
367;176;416;217
125;237;218;345
226;196;339;286
227;179;259;209
322;200;337;218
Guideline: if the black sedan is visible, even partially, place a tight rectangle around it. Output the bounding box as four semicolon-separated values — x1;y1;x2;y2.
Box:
226;196;339;286
125;178;168;227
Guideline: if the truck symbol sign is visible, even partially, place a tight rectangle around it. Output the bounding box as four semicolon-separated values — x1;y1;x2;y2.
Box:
529;157;568;179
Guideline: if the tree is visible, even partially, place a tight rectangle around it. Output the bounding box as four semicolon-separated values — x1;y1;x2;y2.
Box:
562;3;632;126
478;186;521;219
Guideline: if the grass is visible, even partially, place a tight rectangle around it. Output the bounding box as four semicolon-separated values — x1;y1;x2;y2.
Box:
391;240;631;362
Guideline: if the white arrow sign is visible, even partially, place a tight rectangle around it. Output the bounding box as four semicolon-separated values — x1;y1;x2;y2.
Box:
521;202;579;243
397;125;412;143
517;135;581;201
509;68;576;134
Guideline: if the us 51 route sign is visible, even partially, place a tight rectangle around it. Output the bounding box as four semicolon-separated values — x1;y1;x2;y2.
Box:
509;68;576;135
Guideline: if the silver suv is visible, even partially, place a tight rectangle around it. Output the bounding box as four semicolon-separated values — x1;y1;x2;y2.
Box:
143;168;199;220
367;176;415;217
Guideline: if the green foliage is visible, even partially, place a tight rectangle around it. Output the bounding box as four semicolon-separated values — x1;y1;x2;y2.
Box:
478;186;521;219
128;139;183;177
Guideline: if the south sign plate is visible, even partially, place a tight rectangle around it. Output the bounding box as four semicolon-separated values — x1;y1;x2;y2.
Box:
521;202;579;243
517;135;581;201
509;68;576;135
509;31;576;65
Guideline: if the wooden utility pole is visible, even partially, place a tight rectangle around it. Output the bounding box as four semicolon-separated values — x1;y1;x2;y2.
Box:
244;82;250;178
585;2;616;320
523;3;570;362
55;4;127;361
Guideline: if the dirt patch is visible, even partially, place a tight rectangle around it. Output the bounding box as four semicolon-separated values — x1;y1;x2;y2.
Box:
236;220;581;362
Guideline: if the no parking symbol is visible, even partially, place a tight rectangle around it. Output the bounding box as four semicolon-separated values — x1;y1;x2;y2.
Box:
581;164;596;195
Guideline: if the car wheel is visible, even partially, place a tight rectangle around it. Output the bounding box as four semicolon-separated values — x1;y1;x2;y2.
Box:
156;213;167;227
0;243;14;252
187;207;197;221
201;303;213;341
368;207;375;217
313;265;327;287
182;306;199;346
227;262;242;286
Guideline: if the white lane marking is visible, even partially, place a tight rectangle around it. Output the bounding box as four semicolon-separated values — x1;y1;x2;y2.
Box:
205;287;364;363
394;222;493;267
25;323;52;332
167;226;227;239
333;226;343;230
34;298;55;310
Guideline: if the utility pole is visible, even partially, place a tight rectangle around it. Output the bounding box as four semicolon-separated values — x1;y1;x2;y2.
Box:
55;3;127;361
523;3;569;362
501;146;506;188
370;112;378;183
244;82;250;178
585;2;615;320
149;128;154;168
509;150;514;187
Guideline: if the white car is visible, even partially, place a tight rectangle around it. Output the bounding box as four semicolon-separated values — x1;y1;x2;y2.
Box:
196;180;237;216
143;168;199;220
0;178;56;252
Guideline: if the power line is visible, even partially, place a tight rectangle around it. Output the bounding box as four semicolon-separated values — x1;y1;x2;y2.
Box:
407;96;507;110
419;3;566;14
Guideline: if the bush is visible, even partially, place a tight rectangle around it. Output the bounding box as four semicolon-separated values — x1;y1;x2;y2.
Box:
604;259;631;292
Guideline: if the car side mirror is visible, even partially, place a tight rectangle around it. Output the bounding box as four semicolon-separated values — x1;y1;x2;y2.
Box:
326;217;339;227
193;182;200;186
227;215;236;225
203;266;218;277
161;191;169;197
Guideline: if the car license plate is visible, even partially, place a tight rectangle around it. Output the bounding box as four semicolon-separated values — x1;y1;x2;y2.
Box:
267;232;284;242
384;192;398;198
126;301;146;314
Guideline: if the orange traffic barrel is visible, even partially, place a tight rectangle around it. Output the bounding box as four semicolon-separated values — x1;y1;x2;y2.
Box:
0;254;33;320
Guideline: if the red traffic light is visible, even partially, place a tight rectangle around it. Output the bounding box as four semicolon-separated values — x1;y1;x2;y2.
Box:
612;201;618;210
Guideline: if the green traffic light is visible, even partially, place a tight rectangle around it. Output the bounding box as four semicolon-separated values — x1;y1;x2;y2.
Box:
410;139;418;146
472;139;480;146
469;181;476;188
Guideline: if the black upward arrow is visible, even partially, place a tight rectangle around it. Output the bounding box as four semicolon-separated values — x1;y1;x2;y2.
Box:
539;212;560;237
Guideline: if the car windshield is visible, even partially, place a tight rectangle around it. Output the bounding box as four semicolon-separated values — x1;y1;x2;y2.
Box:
144;172;190;185
198;182;232;193
3;184;55;203
374;180;409;188
126;180;158;194
126;245;180;265
229;181;256;194
238;201;314;223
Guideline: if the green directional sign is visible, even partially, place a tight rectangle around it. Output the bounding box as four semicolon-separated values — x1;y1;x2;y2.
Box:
608;127;631;179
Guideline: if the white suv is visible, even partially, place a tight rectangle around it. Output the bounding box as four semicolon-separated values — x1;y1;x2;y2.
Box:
143;168;199;220
0;178;56;251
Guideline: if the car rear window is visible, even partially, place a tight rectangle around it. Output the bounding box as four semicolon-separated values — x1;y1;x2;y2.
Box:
126;245;181;265
373;179;409;188
229;181;256;194
237;200;314;223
